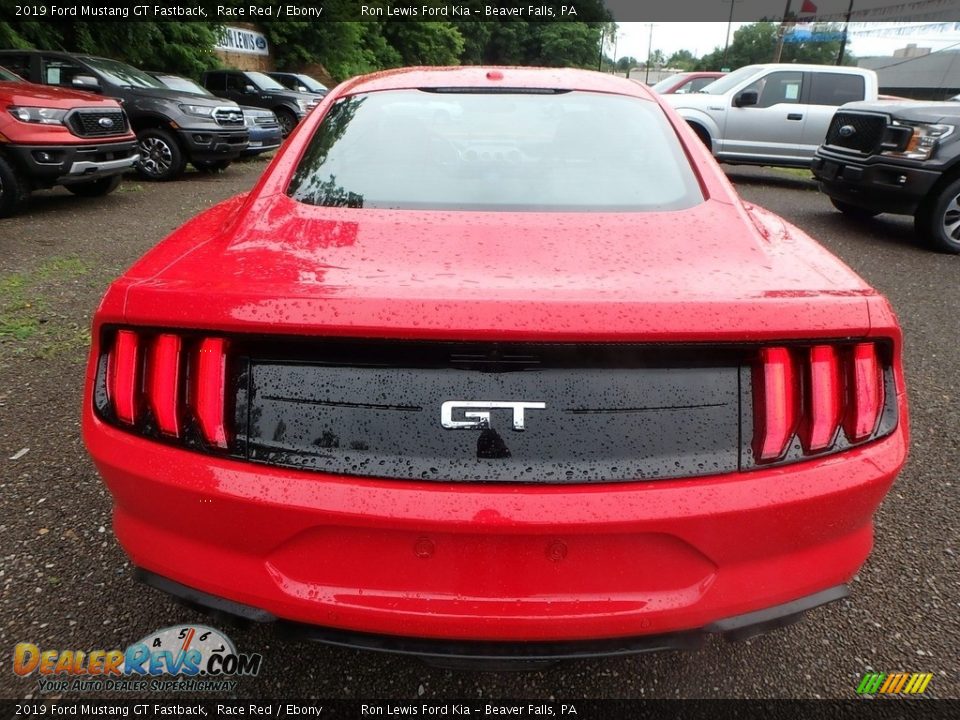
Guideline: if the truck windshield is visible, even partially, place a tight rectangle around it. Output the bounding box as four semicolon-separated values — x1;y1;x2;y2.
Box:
698;66;764;94
0;66;22;82
82;57;167;90
294;74;327;92
651;74;686;93
288;89;704;212
247;72;287;91
155;74;214;97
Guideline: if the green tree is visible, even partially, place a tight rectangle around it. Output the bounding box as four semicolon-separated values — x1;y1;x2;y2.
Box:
696;21;853;70
537;23;603;68
616;56;638;72
667;49;697;70
382;21;465;66
647;49;667;69
0;21;222;76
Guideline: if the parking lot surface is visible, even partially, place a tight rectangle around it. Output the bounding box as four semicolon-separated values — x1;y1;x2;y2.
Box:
1;160;957;699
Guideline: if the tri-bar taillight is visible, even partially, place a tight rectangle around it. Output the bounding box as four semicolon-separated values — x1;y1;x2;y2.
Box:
99;329;230;449
752;341;891;463
94;329;896;473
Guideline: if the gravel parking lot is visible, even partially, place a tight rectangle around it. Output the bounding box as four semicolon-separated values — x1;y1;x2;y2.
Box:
0;158;957;700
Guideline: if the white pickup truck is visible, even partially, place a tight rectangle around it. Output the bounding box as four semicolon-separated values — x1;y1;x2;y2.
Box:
661;64;879;168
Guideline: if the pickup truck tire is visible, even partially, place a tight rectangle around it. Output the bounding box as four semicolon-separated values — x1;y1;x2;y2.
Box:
65;175;122;197
829;198;880;220
688;123;712;151
136;128;186;181
275;108;298;137
0;154;28;218
194;159;232;173
917;178;960;254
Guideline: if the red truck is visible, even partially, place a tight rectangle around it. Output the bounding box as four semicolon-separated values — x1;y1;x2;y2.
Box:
0;65;138;217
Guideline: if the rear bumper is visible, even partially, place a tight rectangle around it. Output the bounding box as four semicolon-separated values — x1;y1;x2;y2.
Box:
83;405;907;645
812;151;941;215
6;140;138;187
135;568;848;660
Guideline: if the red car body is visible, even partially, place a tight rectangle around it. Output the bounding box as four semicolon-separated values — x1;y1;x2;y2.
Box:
83;67;908;660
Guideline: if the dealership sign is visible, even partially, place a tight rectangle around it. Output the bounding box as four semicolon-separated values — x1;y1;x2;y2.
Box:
216;27;269;56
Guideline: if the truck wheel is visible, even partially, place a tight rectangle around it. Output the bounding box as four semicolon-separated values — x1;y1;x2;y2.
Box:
917;178;960;254
0;155;28;218
136;128;186;181
829;197;880;220
194;159;232;173
65;175;122;197
275;108;297;137
688;123;711;151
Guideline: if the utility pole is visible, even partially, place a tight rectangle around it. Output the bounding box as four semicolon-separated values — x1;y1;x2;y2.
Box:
597;25;605;71
721;0;742;69
645;23;656;84
773;0;793;62
837;0;855;65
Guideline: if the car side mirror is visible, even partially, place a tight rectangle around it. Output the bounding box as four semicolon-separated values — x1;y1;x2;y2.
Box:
72;75;101;92
244;84;257;94
734;89;759;108
296;85;308;92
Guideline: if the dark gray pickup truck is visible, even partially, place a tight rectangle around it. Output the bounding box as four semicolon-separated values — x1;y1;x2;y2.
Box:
813;100;960;253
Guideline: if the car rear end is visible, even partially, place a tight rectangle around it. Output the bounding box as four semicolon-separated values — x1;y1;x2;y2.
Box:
83;68;908;661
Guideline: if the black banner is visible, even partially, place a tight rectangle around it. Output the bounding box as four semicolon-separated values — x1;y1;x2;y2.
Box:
4;700;959;720
3;0;960;23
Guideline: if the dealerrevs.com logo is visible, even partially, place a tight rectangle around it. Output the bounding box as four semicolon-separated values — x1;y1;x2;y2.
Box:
13;625;263;693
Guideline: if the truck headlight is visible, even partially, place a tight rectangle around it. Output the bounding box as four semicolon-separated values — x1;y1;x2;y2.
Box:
883;122;954;161
178;104;215;118
8;106;67;125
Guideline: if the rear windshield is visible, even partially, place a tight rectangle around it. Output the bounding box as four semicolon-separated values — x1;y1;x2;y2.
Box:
287;89;703;212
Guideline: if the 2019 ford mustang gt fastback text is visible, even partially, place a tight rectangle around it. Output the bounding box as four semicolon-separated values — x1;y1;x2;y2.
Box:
83;67;908;662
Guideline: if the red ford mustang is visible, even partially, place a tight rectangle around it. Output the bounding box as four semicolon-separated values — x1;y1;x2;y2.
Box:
83;67;908;662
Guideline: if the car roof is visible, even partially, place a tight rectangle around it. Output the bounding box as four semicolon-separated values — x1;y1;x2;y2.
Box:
742;63;868;74
336;66;654;100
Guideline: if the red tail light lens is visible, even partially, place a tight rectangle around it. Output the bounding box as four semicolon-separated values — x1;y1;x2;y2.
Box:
753;347;799;461
845;342;885;442
101;330;230;450
108;330;141;425
193;338;230;449
146;334;182;436
753;341;892;465
801;345;843;453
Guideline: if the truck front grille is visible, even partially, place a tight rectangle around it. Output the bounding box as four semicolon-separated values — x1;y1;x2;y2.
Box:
68;109;129;138
214;107;245;127
825;112;888;154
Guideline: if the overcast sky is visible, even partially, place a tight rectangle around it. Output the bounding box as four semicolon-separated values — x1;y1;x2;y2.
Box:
612;22;960;64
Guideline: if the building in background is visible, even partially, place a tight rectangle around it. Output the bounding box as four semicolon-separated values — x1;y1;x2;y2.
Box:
858;45;960;100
